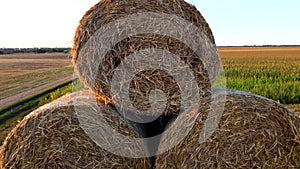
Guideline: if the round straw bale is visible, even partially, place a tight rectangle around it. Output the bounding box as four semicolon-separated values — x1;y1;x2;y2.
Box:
0;91;151;169
72;0;220;116
156;90;300;168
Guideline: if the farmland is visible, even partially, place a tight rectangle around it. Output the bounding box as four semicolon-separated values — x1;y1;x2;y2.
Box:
0;81;83;145
0;47;299;145
0;53;77;144
1;49;298;108
0;53;73;101
219;47;300;105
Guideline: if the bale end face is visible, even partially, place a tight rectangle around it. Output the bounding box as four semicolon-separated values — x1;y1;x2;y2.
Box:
156;92;300;168
0;91;151;169
71;0;219;117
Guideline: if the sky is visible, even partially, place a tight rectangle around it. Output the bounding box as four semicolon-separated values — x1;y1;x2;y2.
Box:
0;0;299;48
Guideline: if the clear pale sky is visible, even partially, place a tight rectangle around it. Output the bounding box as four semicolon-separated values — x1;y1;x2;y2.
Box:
0;0;299;48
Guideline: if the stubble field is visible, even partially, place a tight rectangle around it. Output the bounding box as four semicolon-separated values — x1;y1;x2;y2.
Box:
0;53;75;144
0;53;73;101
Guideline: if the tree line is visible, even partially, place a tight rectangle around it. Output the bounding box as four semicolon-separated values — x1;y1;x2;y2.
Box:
0;48;71;54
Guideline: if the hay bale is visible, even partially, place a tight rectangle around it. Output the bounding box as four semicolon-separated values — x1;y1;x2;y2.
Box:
0;91;151;169
156;90;300;168
72;0;220;116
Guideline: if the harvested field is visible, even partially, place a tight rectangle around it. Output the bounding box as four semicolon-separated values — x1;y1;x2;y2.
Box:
0;53;73;101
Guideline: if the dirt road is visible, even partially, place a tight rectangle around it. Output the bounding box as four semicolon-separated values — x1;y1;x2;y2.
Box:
0;75;74;109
